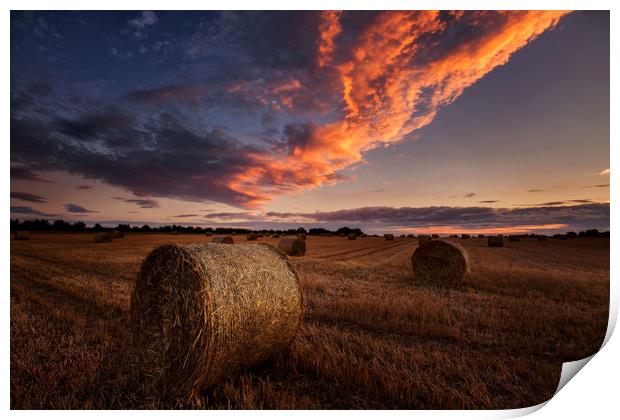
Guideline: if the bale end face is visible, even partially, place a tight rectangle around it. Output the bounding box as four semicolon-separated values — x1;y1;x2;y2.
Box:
411;240;469;287
277;237;306;256
130;243;303;403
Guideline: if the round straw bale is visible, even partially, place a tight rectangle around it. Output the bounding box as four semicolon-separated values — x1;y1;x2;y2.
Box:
247;233;257;241
487;236;503;247
348;233;357;240
417;234;431;245
431;234;439;239
94;233;113;243
277;237;306;256
130;243;303;402
384;234;394;241
477;234;485;238
212;235;234;244
297;233;307;240
508;235;520;242
13;231;30;240
461;234;471;239
411;240;469;287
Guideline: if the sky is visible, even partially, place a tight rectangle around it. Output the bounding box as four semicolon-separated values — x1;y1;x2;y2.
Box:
10;10;610;234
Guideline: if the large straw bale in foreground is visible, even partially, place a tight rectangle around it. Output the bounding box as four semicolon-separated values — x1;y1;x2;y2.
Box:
277;237;306;256
212;235;234;244
411;240;469;287
131;243;303;403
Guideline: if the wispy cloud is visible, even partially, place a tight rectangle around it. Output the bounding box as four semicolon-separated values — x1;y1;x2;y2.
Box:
114;197;160;208
65;203;98;213
464;193;476;198
11;192;47;203
11;206;56;217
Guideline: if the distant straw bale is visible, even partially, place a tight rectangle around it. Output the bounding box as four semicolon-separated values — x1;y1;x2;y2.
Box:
112;230;125;239
348;233;357;240
461;234;471;239
417;234;431;245
488;236;503;247
212;235;234;244
406;234;414;238
13;231;30;240
277;237;306;256
508;235;520;242
431;234;439;239
130;243;303;403
247;233;257;241
411;240;469;287
537;235;548;241
94;233;113;243
477;234;485;238
297;233;307;240
384;234;394;241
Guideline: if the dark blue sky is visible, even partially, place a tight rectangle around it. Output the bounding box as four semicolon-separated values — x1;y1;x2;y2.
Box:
10;11;609;233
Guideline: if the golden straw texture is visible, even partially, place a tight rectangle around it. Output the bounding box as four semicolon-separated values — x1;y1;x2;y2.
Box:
411;240;469;287
277;237;306;256
130;243;303;403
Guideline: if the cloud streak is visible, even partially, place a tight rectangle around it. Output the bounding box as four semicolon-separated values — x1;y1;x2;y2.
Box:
11;192;47;203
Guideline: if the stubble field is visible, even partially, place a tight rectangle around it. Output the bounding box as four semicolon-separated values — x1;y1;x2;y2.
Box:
10;233;609;409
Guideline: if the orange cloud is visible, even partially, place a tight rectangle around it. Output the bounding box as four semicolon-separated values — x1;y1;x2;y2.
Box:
229;11;571;208
317;11;342;67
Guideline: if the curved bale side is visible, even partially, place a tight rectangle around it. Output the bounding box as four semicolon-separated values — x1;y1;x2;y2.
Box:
212;235;234;244
277;237;306;256
488;236;504;247
348;233;357;240
384;234;394;241
131;243;304;403
411;240;470;287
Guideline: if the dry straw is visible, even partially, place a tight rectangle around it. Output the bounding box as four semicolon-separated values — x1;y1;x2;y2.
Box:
130;243;303;403
384;234;394;241
277;237;306;256
488;236;503;247
348;233;357;240
212;235;234;244
411;240;470;287
247;233;258;241
297;233;307;240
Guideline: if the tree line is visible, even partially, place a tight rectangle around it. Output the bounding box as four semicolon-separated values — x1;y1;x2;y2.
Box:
10;218;366;236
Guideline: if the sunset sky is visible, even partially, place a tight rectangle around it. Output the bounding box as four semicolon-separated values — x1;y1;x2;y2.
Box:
10;10;609;234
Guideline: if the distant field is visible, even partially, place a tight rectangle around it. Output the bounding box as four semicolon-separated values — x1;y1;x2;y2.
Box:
10;233;609;409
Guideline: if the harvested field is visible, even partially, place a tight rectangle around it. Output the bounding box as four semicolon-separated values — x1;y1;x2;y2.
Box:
10;234;609;409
